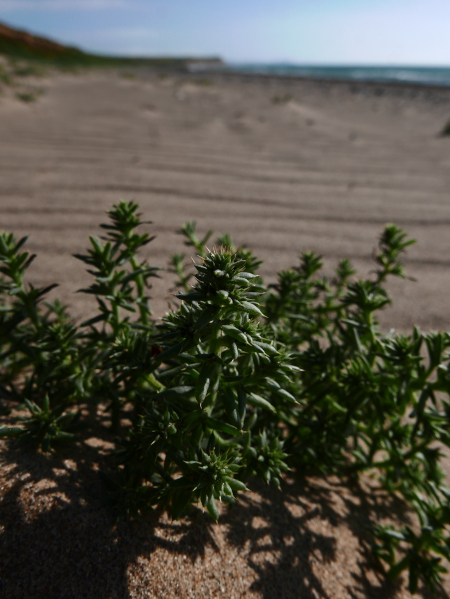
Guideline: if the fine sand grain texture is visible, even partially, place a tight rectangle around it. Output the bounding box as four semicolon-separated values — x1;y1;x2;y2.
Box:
1;426;448;599
1;69;450;599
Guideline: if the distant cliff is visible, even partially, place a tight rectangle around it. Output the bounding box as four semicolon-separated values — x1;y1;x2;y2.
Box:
186;58;225;71
0;21;85;60
0;20;224;69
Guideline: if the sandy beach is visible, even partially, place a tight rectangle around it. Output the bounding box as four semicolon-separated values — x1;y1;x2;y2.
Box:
1;69;450;329
1;68;450;598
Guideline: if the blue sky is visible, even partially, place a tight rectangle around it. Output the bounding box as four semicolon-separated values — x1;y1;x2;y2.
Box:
0;0;449;65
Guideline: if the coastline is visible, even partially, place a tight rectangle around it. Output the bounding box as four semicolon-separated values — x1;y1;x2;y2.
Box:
205;67;450;93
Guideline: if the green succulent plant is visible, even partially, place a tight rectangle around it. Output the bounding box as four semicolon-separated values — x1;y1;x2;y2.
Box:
1;201;450;593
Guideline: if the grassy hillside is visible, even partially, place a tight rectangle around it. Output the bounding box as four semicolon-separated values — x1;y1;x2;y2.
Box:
0;20;223;69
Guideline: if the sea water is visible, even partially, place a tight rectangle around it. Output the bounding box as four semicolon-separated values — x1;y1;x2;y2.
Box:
221;64;450;88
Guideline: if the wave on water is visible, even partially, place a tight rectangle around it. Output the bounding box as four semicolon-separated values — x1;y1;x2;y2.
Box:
221;63;450;88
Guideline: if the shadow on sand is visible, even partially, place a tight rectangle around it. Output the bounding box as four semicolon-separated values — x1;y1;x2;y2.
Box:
0;432;448;599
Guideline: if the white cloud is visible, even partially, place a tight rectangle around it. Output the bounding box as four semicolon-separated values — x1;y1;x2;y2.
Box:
0;0;131;10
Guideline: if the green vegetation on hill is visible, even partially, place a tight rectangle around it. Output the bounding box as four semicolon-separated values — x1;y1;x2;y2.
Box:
0;20;223;70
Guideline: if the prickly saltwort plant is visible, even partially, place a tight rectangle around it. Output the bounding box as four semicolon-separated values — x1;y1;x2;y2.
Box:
75;200;160;333
264;224;450;593
0;233;82;447
74;201;161;431
1;203;450;593
110;245;297;520
169;222;263;295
